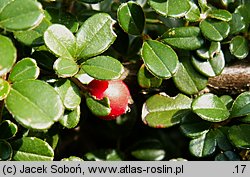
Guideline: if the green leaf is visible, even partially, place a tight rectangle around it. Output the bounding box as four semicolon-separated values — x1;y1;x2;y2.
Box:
0;0;44;31
166;0;190;18
81;56;124;80
53;58;79;78
215;151;241;161
214;128;233;151
180;112;211;138
137;64;162;88
229;13;245;35
9;58;40;83
84;149;122;161
142;93;192;128
117;1;145;35
78;0;104;4
11;137;54;161
209;42;221;58
200;20;230;41
231;92;250;118
230;36;249;59
189;131;216;157
148;0;168;17
14;17;51;46
192;93;230;122
0;140;12;160
220;95;233;109
5;80;64;130
59;106;80;129
0;35;17;76
198;0;210;13
208;9;232;21
0;120;18;139
235;3;250;29
131;139;165;161
141;40;179;79
76;13;116;59
46;8;79;33
61;156;84;161
185;1;201;22
229;124;250;149
173;57;208;95
191;51;225;77
161;27;204;50
0;78;10;100
54;79;81;110
86;96;111;117
44;24;76;60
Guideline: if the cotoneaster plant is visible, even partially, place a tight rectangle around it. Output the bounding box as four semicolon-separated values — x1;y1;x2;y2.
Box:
0;0;250;161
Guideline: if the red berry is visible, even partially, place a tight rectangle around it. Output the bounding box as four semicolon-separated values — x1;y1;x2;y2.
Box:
87;79;131;120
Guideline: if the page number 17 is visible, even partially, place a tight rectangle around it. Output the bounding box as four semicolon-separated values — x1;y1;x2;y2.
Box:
234;165;246;174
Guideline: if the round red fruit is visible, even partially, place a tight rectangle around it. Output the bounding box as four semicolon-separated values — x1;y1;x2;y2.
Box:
87;79;131;120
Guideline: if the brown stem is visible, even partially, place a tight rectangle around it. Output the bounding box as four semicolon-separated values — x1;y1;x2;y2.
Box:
70;77;89;93
208;60;250;95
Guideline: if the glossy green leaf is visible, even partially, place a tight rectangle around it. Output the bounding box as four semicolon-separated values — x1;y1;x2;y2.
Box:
142;93;192;128
11;137;54;161
117;2;145;35
59;106;80;129
180;113;211;138
231;92;250;118
86;96;111;117
167;0;190;18
5;80;64;130
46;8;79;33
81;56;124;80
0;140;12;160
44;24;76;60
192;93;230;123
189;131;216;157
148;0;168;16
214;128;233;151
230;36;249;59
0;0;44;31
9;58;40;83
53;58;79;78
196;48;210;60
191;51;225;77
84;149;122;161
173;58;208;95
229;13;245;35
235;3;250;29
209;42;221;58
61;156;84;161
200;20;230;41
241;114;250;123
14;17;51;46
0;35;17;76
131;139;165;161
229;124;250;149
55;79;81;110
76;13;116;59
208;9;232;21
215;151;241;161
137;64;162;88
0;120;18;139
149;0;190;18
185;1;201;22
198;0;210;13
220;95;233;109
161;27;204;50
0;78;10;100
141;40;178;79
78;0;104;4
